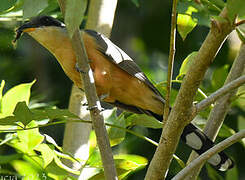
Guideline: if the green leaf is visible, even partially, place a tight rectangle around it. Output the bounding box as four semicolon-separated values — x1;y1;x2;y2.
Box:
225;166;238;180
104;109;126;146
65;0;87;37
30;109;49;121
89;154;148;180
178;52;198;79
0;133;17;146
126;114;162;129
227;0;245;21
177;6;198;40
236;27;245;43
238;115;245;132
23;0;48;19
218;124;235;138
17;121;44;153
0;0;17;12
11;160;44;180
45;108;78;120
211;64;229;90
0;153;22;164
39;0;59;15
131;0;140;7
0;116;18;125
53;156;80;175
45;160;71;177
13;101;33;126
43;134;62;151
0;80;5;113
206;164;224;180
1;80;35;118
114;154;148;169
34;143;54;168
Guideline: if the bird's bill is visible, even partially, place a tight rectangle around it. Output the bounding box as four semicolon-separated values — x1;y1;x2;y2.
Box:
22;27;36;32
13;22;36;43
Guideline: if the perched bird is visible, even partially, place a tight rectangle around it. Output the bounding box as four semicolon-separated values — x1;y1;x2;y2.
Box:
14;15;234;171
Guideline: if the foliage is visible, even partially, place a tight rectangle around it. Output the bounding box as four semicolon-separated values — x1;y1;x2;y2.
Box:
0;0;244;179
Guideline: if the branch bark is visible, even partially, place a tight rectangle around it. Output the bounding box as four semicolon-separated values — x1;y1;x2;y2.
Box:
71;29;118;179
185;43;245;179
58;0;118;179
145;8;234;180
173;130;245;180
163;0;177;123
195;75;245;114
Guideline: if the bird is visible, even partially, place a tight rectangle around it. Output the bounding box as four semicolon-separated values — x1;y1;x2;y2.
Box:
14;15;234;171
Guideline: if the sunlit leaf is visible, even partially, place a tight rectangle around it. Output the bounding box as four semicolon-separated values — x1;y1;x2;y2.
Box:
114;154;148;169
89;154;148;180
34;143;54;168
23;0;48;19
126;114;162;129
53;156;80;175
177;6;198;40
11;160;44;180
1;80;35;118
17;121;44;153
178;52;198;79
43;134;62;151
65;0;87;37
45;160;75;179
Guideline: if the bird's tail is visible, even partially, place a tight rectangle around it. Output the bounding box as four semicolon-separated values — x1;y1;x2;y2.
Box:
152;113;234;171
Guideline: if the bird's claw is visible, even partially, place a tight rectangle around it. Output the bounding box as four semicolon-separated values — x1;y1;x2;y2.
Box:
86;105;105;111
75;63;85;73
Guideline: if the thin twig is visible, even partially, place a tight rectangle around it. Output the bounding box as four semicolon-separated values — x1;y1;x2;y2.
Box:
235;19;245;27
195;75;245;114
163;0;177;123
173;130;245;180
57;0;118;179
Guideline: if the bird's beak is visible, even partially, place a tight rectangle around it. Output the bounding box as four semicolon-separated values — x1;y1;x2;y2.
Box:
13;21;36;43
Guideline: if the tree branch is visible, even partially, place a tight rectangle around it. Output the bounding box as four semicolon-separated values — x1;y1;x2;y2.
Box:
145;8;234;180
195;75;245;114
57;0;118;179
185;43;245;179
86;0;117;37
62;0;118;178
235;19;245;27
173;130;245;180
163;0;177;123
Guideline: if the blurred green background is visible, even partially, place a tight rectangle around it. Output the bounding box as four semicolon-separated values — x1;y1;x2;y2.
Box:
0;0;244;179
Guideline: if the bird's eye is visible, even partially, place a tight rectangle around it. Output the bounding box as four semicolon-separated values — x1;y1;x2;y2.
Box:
41;16;51;25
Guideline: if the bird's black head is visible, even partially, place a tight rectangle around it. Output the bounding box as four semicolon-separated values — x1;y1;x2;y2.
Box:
13;16;65;43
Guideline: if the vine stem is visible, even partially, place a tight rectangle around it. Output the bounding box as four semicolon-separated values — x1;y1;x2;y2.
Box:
163;0;177;123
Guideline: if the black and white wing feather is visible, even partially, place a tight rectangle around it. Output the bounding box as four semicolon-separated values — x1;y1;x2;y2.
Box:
84;29;165;104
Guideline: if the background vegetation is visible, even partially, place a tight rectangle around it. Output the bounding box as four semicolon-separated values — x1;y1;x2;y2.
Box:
0;0;244;179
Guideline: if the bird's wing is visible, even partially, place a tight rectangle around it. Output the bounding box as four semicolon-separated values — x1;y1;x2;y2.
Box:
84;29;165;103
